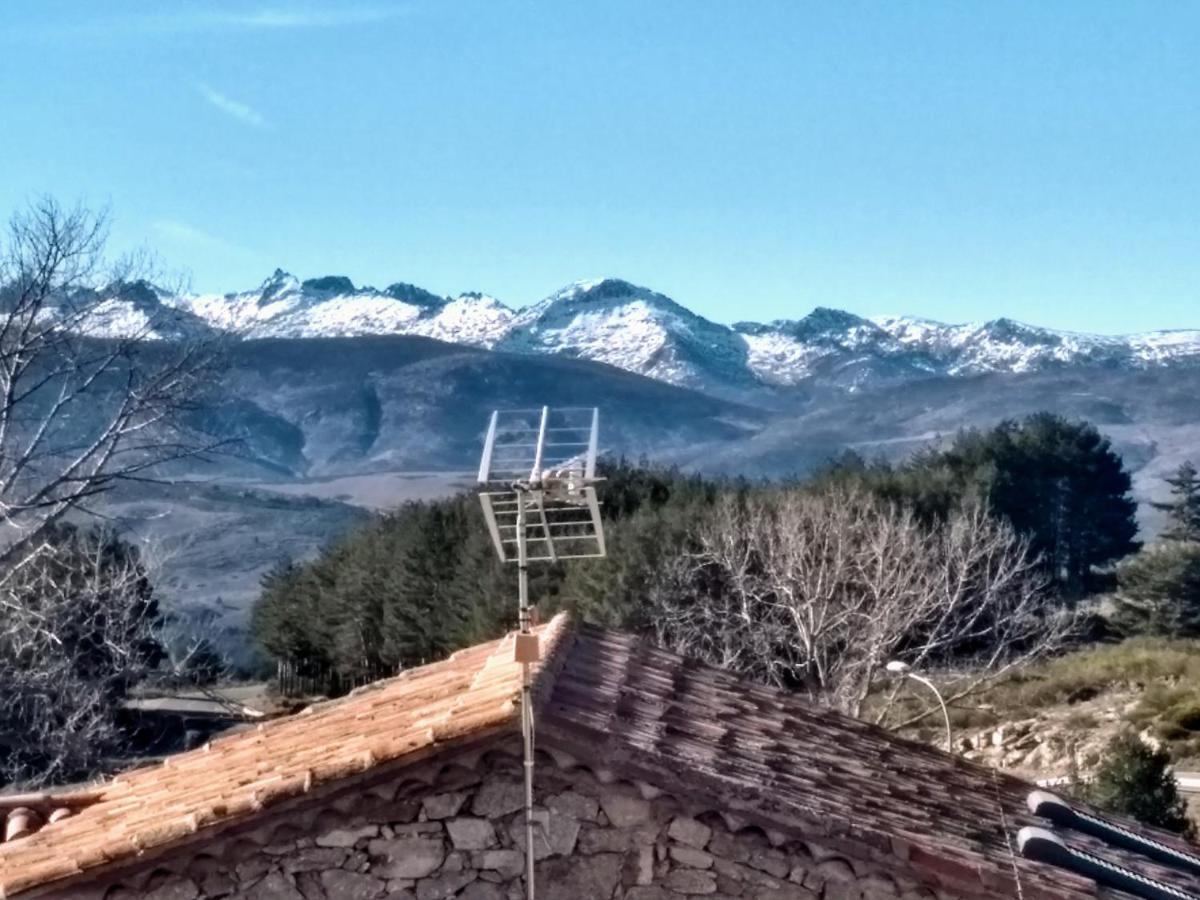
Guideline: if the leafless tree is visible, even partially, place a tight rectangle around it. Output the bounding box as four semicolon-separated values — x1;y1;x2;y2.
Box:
0;197;219;575
0;525;164;788
644;485;1077;720
0;198;224;787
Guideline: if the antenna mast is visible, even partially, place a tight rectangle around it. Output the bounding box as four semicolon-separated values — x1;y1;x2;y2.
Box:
477;407;606;900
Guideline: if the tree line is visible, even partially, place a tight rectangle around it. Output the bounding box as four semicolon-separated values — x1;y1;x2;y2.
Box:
252;413;1151;719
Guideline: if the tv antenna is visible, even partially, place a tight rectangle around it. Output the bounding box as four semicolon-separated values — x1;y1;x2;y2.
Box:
477;406;606;900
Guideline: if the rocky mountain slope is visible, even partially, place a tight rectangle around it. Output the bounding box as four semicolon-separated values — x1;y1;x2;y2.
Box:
80;273;1200;400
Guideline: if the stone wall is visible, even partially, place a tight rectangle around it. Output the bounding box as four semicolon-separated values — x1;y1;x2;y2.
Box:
74;745;949;900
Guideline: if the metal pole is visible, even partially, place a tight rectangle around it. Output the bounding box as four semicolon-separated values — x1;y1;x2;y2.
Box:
908;672;953;754
516;492;535;900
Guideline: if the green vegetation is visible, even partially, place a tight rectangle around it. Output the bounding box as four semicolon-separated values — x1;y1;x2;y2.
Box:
1154;461;1200;544
817;413;1140;597
1108;460;1200;638
1112;541;1200;637
1075;732;1194;837
251;459;722;694
983;637;1200;708
929;636;1200;764
250;415;1142;705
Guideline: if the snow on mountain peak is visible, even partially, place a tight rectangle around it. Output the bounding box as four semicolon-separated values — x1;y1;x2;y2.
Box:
66;270;1200;396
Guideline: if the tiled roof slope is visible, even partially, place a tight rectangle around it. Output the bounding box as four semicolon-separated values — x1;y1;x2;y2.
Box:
539;626;1200;900
0;615;573;899
4;616;1199;900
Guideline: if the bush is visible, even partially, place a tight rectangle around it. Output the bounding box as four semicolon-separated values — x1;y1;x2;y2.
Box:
1077;732;1194;837
0;525;165;788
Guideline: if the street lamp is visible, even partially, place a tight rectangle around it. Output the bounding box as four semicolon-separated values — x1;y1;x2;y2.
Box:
886;660;953;754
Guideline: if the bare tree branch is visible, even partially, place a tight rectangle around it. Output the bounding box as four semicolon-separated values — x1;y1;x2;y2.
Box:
644;484;1077;719
0;198;224;574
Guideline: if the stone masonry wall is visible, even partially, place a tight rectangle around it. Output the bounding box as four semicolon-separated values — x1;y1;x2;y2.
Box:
69;745;953;900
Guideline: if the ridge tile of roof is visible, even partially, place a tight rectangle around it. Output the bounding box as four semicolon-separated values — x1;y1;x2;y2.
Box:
0;613;574;899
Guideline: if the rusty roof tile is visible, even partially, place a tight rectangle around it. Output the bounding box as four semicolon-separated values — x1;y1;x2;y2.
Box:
3;617;1199;900
0;615;572;898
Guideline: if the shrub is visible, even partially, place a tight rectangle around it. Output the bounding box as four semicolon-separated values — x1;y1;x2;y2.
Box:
1077;732;1193;837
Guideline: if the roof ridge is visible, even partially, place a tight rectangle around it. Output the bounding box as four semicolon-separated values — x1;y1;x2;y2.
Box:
530;611;576;710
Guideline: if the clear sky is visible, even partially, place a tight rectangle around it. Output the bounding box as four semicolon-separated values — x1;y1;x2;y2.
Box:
1;2;1197;333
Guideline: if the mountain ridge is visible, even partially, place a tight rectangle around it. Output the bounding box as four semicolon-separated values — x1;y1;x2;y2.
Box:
82;273;1200;398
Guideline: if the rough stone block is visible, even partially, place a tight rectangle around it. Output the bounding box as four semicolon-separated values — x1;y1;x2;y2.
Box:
471;780;525;818
475;849;525;879
318;869;385;900
421;792;469;821
546;791;600;823
664;868;718;894
142;877;199;900
414;870;476;900
367;837;446;879
317;826;379;848
578;824;658;854
668;817;712;850
282;848;348;874
235;857;273;885
535;852;623;899
670;845;715;869
458;883;507;900
244;872;304;900
446;817;497;851
509;810;580;859
598;789;651;827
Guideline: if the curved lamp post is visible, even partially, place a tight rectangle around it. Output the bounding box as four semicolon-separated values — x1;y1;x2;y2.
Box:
886;660;953;754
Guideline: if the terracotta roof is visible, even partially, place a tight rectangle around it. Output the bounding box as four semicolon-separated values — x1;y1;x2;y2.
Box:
3;615;1199;900
0;614;572;898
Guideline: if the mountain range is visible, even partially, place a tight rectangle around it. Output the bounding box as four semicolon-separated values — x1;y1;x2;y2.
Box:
64;271;1200;662
86;272;1200;401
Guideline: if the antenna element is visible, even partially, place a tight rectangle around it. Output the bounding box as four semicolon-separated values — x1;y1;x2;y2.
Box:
477;407;606;900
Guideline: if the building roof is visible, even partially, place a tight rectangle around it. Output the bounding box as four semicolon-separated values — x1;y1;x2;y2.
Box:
541;626;1200;900
0;615;572;899
2;615;1198;900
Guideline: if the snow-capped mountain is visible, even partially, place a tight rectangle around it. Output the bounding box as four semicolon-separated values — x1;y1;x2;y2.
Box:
85;272;1200;397
164;270;515;347
497;278;757;396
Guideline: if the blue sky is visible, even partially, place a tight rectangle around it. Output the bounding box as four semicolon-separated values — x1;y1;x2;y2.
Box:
1;2;1197;333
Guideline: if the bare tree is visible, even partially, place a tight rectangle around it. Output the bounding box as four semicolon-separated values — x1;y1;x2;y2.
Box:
0;198;224;787
0;197;218;573
645;485;1076;720
0;524;164;788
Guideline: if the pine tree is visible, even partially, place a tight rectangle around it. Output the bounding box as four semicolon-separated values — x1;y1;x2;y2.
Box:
1079;732;1194;837
1154;462;1200;543
1111;541;1200;637
924;414;1139;597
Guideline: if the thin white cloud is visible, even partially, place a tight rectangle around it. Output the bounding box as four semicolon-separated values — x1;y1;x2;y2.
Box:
8;6;407;42
193;83;267;129
221;8;404;29
152;220;247;255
